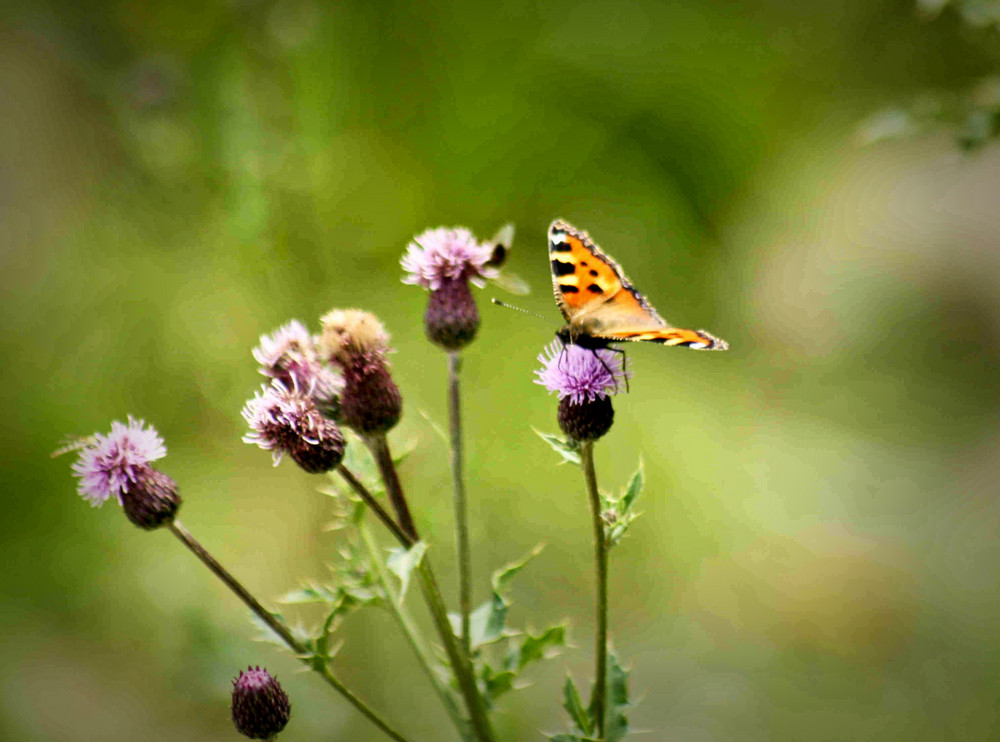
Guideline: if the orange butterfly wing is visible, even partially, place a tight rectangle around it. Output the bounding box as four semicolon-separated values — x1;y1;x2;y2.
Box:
548;219;728;350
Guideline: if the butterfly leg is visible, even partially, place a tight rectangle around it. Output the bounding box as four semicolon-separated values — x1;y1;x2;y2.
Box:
606;346;629;394
587;346;629;394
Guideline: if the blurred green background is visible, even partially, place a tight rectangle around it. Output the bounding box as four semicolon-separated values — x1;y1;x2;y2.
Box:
3;0;1000;740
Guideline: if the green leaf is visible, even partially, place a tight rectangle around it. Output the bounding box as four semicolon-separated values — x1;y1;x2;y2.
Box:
492;543;545;595
534;428;581;465
469;594;508;648
604;653;632;742
481;663;517;705
277;585;335;604
466;544;547;649
386;541;427;604
513;625;567;670
621;460;643;512
562;675;593;736
248;611;310;651
604;460;645;548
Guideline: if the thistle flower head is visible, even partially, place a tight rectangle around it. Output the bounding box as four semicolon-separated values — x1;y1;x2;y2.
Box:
401;227;497;290
252;320;314;375
319;309;402;434
318;308;391;364
242;381;345;473
534;341;628;404
70;417;167;506
231;666;291;740
253;320;344;406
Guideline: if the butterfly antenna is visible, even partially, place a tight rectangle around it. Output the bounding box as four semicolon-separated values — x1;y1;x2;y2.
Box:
490;298;549;323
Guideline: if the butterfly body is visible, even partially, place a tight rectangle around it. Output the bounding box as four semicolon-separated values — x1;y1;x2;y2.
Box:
549;219;728;351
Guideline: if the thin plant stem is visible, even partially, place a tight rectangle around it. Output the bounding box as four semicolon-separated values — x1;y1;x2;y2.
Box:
357;435;495;742
337;464;413;547
366;434;418;540
168;520;305;653
358;516;470;740
448;351;472;657
415;559;495;742
580;441;608;738
313;662;415;742
166;519;414;742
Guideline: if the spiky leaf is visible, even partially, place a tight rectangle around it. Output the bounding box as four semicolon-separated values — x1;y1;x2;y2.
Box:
386;541;427;604
535;429;581;465
562;675;593;736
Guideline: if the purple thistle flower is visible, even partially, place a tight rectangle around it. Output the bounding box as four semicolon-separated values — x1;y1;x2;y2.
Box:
253;321;344;406
242;381;345;473
401;227;497;290
534;340;629;405
71;417;167;506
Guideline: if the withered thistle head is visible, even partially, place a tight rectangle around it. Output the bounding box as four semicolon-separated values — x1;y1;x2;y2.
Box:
319;309;402;434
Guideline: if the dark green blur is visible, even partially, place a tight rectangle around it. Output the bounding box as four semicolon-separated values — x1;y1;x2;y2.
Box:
2;1;999;740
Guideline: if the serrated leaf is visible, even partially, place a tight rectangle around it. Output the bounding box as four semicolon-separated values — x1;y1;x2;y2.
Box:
248;611;310;652
386;541;426;604
534;429;581;465
492;543;545;595
469;595;507;648
514;625;566;670
467;544;545;649
481;663;516;704
605;653;632;742
277;586;334;604
621;461;643;511
563;675;593;736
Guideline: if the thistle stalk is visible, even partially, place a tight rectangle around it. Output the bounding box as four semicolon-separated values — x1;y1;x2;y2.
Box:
448;351;473;656
580;441;608;738
344;438;495;742
166;520;413;742
358;517;470;739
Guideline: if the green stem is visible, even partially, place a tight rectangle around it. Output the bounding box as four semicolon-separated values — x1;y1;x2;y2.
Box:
415;559;495;742
367;434;418;541
358;436;495;742
313;662;414;742
166;520;413;742
448;351;472;657
580;441;608;739
358;516;470;739
337;464;412;547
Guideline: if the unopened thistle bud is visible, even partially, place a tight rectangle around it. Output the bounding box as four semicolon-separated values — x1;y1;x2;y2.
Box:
534;341;629;442
401;227;498;351
319;309;402;434
68;417;181;528
242;381;346;473
231;666;291;740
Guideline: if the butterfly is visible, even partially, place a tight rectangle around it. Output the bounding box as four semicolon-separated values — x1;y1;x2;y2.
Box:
549;219;728;351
